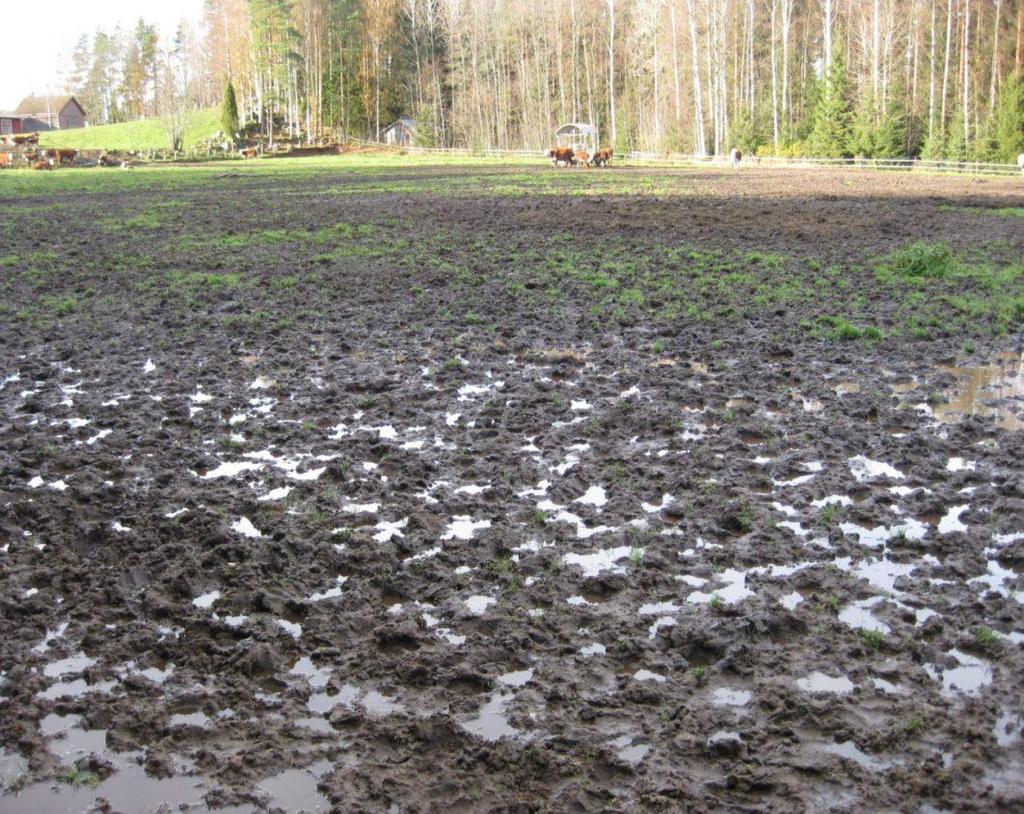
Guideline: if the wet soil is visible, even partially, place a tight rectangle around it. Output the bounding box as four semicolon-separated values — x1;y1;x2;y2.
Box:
1;161;1023;812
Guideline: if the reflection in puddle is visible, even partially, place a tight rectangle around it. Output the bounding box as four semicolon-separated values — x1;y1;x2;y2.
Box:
258;759;332;813
711;687;752;707
824;740;891;772
796;672;854;694
461;669;534;741
927;649;993;696
995;710;1023;747
5;765;209;814
608;734;651;764
936;352;1023;430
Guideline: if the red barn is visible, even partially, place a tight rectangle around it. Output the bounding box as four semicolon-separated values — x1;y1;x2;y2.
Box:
0;113;25;136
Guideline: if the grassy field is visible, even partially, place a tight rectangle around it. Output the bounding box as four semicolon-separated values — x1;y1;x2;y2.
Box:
37;108;220;152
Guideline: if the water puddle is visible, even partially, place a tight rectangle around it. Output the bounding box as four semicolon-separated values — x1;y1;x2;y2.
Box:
935;351;1023;431
838;597;890;633
686;568;754;605
710;687;752;707
38;678;117;701
442;516;491;540
834;556;917;593
848;456;906;483
796;672;855;694
307;684;360;714
633;669;667;683
258;759;332;813
994;710;1023;747
574;485;608;509
461;669;534;741
937;504;969;535
823;740;890;771
928;649;992;696
230;517;263;538
372;517;408;542
290;657;332;690
192;590;221;609
562;546;632;578
464;595;496;615
608;734;650;765
169;712;212;729
4;765;209;814
43;654;96;678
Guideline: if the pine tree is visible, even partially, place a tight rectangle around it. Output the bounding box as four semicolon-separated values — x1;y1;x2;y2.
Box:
809;48;853;157
995;72;1024;162
221;79;240;144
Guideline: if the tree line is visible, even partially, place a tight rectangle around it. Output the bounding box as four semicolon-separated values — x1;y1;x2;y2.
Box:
61;0;1024;161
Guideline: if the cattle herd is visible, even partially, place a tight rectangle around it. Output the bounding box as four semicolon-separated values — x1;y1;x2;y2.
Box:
547;146;614;169
0;132;142;170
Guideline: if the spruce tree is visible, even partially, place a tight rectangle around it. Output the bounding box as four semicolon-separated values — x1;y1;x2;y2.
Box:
221;79;240;145
810;48;853;158
995;72;1024;162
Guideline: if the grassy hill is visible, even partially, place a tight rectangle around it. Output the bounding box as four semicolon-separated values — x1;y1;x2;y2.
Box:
38;108;221;151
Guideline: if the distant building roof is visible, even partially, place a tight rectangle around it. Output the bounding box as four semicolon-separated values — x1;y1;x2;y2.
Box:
15;95;82;115
384;116;416;131
555;123;598;136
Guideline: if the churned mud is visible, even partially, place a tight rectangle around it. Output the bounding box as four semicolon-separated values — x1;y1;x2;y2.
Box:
1;159;1023;812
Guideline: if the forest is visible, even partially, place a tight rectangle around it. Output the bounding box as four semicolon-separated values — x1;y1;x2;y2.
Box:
60;0;1024;161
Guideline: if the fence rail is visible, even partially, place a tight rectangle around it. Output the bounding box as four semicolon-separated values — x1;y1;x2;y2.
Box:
355;139;1023;177
624;151;1023;177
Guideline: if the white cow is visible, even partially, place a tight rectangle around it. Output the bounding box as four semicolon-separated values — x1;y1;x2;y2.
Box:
730;147;743;169
1018;153;1024;176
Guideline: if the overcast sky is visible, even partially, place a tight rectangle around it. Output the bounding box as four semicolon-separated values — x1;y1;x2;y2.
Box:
1;0;204;111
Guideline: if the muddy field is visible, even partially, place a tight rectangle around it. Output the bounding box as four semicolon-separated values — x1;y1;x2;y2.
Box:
1;156;1023;813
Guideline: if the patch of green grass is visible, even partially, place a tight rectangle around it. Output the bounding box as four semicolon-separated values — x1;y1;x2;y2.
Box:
904;714;924;734
532;509;548;526
859;629;886;649
41;295;78;315
815;315;883;341
710;594;723;609
59;766;100;788
819;504;839;524
628;546;645;567
975;627;1000;645
693;665;707;683
877;242;958;280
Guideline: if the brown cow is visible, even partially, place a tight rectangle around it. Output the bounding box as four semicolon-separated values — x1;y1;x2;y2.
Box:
573;150;591;169
240;147;258;159
44;148;77;166
32;160;52;171
0;152;13;169
98;153;120;167
3;132;40;146
591;147;614;167
548;146;574;167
